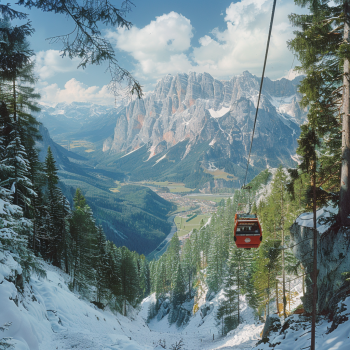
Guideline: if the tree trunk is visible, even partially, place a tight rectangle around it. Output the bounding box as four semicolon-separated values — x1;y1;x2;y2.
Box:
340;0;350;226
12;76;16;122
302;265;305;295
267;271;270;316
276;280;279;315
32;196;36;253
289;280;291;313
237;263;240;324
311;163;318;350
281;183;286;319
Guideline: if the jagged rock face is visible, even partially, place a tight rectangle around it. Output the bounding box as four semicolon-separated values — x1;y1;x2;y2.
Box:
290;221;350;313
103;71;305;179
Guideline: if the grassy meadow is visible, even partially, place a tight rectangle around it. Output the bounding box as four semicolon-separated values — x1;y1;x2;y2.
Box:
174;214;210;237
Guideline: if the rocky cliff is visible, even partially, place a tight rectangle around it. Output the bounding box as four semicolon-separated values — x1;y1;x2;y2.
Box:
103;71;305;185
290;208;350;313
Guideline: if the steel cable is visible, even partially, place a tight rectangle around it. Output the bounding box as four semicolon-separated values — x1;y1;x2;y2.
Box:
242;0;278;187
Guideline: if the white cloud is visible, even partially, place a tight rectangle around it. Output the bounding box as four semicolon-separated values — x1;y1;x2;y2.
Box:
39;78;115;106
282;68;304;81
109;0;307;83
191;0;304;79
35;50;81;80
108;11;194;79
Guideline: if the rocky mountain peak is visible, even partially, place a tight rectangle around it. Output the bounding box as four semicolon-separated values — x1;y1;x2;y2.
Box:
37;71;305;187
103;71;304;170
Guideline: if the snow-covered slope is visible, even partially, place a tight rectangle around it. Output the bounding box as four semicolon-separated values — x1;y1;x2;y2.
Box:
0;251;152;350
2;246;350;350
1;245;264;350
141;292;264;350
252;296;350;350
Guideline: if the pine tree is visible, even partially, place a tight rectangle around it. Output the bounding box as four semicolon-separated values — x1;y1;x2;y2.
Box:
95;226;108;303
206;227;225;292
3;130;34;208
216;245;250;334
155;258;167;296
263;241;281;317
168;262;186;325
182;238;195;298
288;0;347;220
119;246;139;315
0;115;42;281
166;233;181;290
191;230;201;271
44;146;61;266
138;255;150;299
105;241;121;306
270;166;290;318
69;188;98;294
172;263;186;306
0;17;34;100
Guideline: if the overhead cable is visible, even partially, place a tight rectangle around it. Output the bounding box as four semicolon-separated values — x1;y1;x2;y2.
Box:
242;0;278;187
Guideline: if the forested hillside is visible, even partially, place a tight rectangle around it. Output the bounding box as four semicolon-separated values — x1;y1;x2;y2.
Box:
3;0;350;349
0;14;153;349
36;125;176;255
147;167;308;333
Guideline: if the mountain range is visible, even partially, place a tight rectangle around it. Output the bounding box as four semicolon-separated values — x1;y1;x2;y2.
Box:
38;71;305;191
35;71;306;253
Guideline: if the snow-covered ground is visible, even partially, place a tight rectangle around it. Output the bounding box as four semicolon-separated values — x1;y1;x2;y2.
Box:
0;252;152;350
0;249;263;350
2;249;350;350
142;291;264;350
252;296;350;350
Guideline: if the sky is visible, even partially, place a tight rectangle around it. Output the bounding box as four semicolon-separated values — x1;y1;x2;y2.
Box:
9;0;307;106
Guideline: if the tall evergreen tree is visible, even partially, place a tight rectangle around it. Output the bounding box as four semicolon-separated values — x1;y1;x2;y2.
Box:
166;233;181;290
288;0;348;221
44;146;61;266
206;227;225;292
138;255;150;299
119;246;139;315
105;240;121;306
69;188;98;294
95;226;108;303
216;245;250;334
182;238;195;298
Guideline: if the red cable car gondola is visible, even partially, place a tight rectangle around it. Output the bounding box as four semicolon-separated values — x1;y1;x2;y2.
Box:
234;213;262;249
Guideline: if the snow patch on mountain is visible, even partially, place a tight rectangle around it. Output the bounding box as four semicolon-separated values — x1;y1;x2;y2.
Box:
208;107;230;119
269;95;296;111
121;145;145;158
153;154;167;166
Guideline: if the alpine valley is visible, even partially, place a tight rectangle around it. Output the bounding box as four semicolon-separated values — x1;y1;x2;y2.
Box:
36;71;306;254
39;71;305;189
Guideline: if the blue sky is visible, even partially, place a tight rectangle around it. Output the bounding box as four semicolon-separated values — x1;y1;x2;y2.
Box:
10;0;306;106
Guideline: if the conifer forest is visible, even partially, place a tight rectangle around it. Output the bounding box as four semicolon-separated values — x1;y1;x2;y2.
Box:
1;1;350;350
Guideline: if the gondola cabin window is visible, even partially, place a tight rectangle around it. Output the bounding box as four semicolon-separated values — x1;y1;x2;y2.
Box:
234;213;262;249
